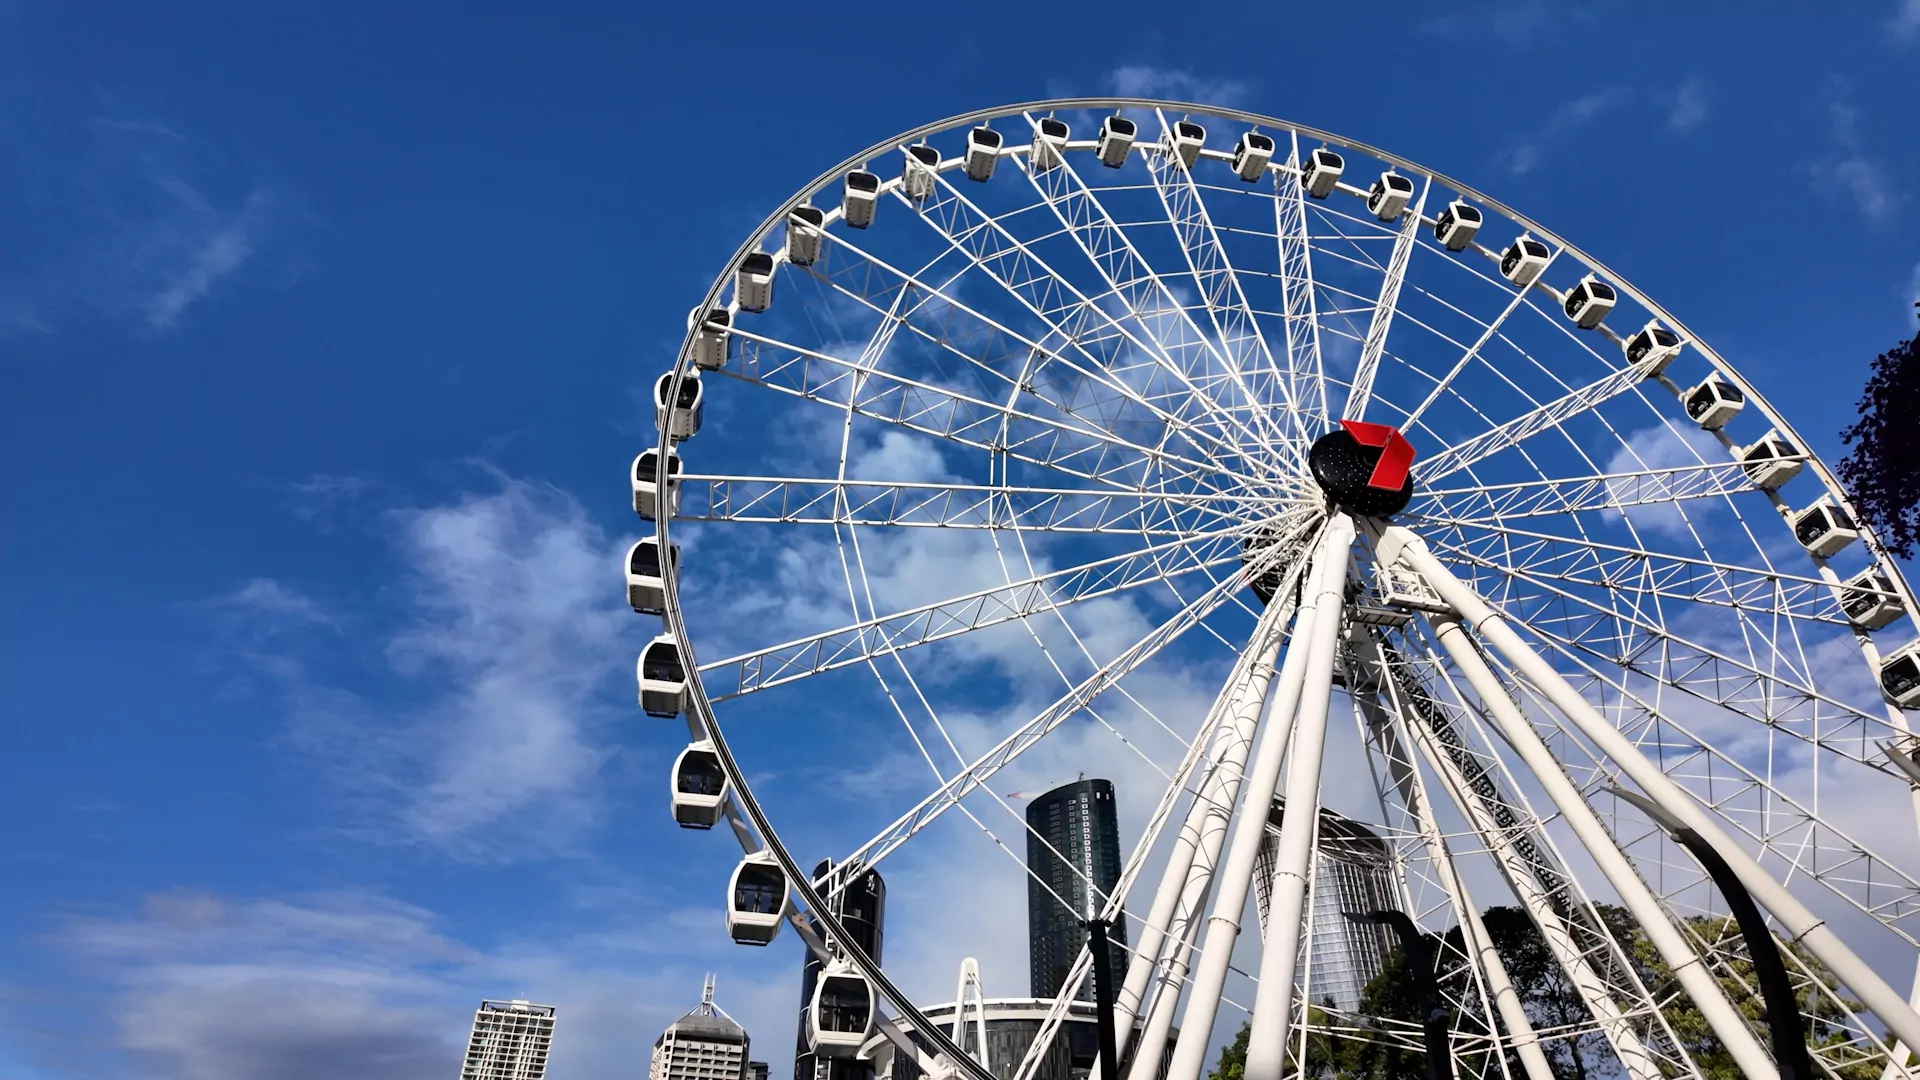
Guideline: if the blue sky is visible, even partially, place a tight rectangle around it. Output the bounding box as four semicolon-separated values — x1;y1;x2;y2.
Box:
2;2;1919;1078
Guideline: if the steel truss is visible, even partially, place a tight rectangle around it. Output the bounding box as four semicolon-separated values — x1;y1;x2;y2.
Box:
639;98;1920;1080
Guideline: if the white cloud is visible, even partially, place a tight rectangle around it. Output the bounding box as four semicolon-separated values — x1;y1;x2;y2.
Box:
1105;66;1250;107
1811;79;1903;222
1497;87;1631;175
53;887;803;1080
1;116;294;335
226;476;631;861
1600;419;1728;541
1892;0;1920;38
1666;76;1711;133
1834;158;1899;222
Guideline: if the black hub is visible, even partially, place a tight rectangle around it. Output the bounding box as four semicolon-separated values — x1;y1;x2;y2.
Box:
1309;425;1415;517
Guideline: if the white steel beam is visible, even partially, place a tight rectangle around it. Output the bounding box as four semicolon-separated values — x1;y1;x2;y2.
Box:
1111;585;1299;1036
1384;523;1920;1060
1116;581;1302;1080
1387;651;1668;1080
1425;614;1778;1080
1342;175;1429;421
1242;515;1355;1080
1346;635;1555;1080
819;552;1277;904
1163;513;1357;1080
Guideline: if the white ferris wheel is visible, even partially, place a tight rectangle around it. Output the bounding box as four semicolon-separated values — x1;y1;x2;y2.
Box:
628;99;1920;1080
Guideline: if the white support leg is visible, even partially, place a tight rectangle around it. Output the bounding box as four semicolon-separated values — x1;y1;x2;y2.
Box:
1163;513;1358;1080
1427;613;1778;1080
1122;600;1294;1079
1243;518;1357;1080
1113;593;1296;1044
1384;523;1920;1058
1347;636;1555;1080
1130;877;1208;1080
1385;647;1668;1080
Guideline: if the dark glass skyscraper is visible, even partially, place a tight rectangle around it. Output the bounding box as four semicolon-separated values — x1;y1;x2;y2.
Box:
794;859;886;1080
1025;778;1127;1001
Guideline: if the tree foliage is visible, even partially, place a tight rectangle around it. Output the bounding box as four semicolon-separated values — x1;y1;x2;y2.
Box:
1201;904;1893;1080
1839;306;1920;558
1207;1020;1250;1080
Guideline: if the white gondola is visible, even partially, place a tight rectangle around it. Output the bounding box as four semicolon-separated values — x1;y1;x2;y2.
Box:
1563;274;1617;330
1624;319;1685;376
636;633;688;718
653;370;704;442
902;144;940;201
786;205;825;267
1366;171;1414;221
1737;430;1802;490
1791;499;1858;558
1301;148;1343;198
1499;234;1551;287
956;127;998;182
963;126;1002;182
631;448;682;520
1230;131;1274;182
843;170;880;229
736;251;775;314
1682;376;1745;430
626;536;679;615
1168;120;1206;170
727;850;788;945
807;958;878;1056
687;306;730;370
671;739;728;829
1097;115;1136;168
1840;568;1905;631
1032;117;1069;171
1434;200;1482;251
1882;641;1920;709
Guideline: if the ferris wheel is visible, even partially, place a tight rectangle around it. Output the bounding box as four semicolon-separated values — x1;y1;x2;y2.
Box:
628;99;1920;1080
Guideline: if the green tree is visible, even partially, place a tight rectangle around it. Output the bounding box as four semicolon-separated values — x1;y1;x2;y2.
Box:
1839;305;1920;558
1207;1020;1249;1080
1485;904;1892;1080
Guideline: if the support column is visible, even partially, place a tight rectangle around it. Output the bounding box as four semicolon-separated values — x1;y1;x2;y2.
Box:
1388;654;1666;1080
1347;636;1555;1080
1385;524;1920;1058
1113;593;1296;1056
1129;878;1206;1080
1428;614;1777;1080
1244;516;1358;1080
1162;514;1357;1080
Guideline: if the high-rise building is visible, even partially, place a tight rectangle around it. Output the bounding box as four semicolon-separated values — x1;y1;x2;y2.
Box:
459;999;557;1080
749;1062;770;1080
1024;778;1127;1000
652;975;752;1080
795;859;886;1080
1252;797;1399;1012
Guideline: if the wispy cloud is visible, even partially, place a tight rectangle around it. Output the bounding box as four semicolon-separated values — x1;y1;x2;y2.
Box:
0;114;298;336
1810;78;1901;222
1666;76;1711;133
51;887;800;1080
1105;65;1250;107
216;475;631;861
1418;0;1607;47
1496;87;1631;175
1892;0;1920;39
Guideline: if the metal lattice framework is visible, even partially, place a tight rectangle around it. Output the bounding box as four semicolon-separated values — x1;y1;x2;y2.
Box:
634;100;1920;1080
